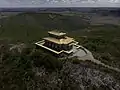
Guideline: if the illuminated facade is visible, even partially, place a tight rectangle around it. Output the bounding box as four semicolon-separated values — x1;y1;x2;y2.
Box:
35;30;78;55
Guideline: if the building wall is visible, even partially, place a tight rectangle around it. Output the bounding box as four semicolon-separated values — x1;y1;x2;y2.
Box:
44;40;73;51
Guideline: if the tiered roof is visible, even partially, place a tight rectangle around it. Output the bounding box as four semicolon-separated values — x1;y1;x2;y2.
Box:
44;36;74;44
35;30;76;54
48;30;66;36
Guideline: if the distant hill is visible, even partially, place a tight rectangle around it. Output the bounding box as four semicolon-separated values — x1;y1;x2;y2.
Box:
0;12;88;42
0;11;120;42
0;7;120;16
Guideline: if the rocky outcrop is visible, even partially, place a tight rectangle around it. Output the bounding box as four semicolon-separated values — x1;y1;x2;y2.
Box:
9;43;26;53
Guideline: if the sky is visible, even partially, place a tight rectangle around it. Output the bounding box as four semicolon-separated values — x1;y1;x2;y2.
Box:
0;0;120;7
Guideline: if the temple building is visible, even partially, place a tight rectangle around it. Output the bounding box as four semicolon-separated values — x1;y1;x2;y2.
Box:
35;30;79;56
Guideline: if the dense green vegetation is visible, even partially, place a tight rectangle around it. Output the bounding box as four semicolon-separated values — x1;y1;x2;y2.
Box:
0;12;120;89
0;42;63;89
0;42;119;90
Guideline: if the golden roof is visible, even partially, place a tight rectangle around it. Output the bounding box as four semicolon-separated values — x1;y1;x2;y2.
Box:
43;36;74;44
48;31;66;36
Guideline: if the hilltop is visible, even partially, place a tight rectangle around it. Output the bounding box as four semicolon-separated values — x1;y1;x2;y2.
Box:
0;11;120;89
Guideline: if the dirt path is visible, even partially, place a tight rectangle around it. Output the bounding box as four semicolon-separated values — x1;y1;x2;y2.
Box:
86;58;120;73
71;45;120;73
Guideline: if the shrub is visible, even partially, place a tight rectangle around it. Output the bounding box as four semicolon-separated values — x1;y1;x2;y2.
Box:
31;50;63;70
71;58;81;64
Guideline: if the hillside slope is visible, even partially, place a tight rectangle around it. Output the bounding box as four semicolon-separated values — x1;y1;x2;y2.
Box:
0;13;88;42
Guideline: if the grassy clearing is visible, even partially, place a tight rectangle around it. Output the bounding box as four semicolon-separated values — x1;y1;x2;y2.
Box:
0;12;88;42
